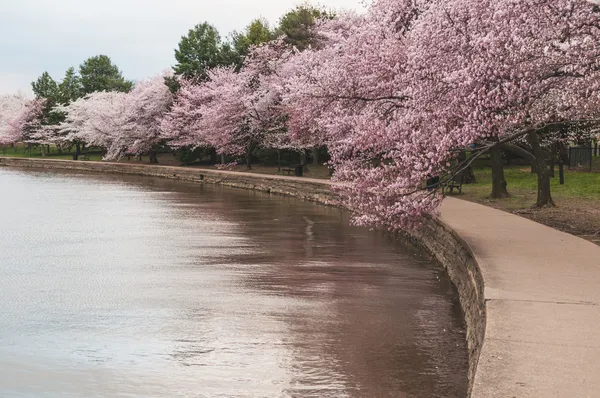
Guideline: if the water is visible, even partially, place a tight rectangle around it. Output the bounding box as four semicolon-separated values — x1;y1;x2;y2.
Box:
0;167;468;397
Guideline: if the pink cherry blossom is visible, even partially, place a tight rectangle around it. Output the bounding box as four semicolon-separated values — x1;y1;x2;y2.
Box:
281;0;600;229
58;91;129;156
162;40;304;165
59;72;173;160
0;94;29;145
7;98;46;146
281;0;437;229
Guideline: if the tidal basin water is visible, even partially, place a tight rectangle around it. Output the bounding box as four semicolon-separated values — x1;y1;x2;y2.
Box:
0;167;468;397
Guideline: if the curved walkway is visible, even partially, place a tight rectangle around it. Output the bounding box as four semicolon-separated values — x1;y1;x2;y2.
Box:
442;197;600;398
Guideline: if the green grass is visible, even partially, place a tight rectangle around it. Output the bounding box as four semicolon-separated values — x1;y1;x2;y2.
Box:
0;144;104;161
460;161;600;244
460;162;600;210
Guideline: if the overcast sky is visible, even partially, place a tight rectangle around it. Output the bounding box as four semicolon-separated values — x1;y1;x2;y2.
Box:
0;0;363;95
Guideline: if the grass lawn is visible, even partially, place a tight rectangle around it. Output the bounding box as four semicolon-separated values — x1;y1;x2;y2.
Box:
1;145;195;165
459;161;600;245
1;144;104;161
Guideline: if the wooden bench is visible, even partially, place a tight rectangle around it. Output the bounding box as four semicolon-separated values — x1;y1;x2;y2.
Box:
443;173;464;195
280;165;303;176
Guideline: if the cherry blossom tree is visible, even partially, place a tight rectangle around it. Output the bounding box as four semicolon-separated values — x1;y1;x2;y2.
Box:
192;67;253;162
7;98;49;155
162;41;298;169
58;91;129;157
281;1;433;229
407;0;600;207
237;40;298;153
160;78;213;149
114;73;174;163
59;72;173;162
281;0;600;229
0;94;28;148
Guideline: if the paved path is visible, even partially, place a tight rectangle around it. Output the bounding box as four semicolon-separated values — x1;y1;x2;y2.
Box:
441;197;600;398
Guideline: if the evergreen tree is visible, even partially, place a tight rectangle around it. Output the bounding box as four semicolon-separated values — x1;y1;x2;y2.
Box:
79;55;133;94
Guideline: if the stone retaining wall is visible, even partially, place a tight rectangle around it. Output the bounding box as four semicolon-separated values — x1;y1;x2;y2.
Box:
0;157;339;205
0;156;485;396
408;218;486;397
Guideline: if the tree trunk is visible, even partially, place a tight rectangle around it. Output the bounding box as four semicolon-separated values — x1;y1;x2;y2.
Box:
490;146;509;198
300;150;308;172
148;150;158;164
75;142;81;155
277;150;281;172
535;164;554;207
40;144;46;157
138;154;143;162
312;147;319;166
209;149;218;164
528;131;555;207
549;145;556;178
220;153;225;164
559;161;565;185
28;144;32;156
2;145;5;155
558;142;568;186
246;146;252;170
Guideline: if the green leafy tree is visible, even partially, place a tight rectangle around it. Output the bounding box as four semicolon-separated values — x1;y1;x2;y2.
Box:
231;18;274;66
58;67;82;104
56;67;84;150
79;55;133;94
174;22;235;80
31;72;59;101
276;4;332;50
217;42;239;71
31;72;62;125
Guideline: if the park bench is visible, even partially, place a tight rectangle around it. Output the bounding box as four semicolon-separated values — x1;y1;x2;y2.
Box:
79;155;90;161
443;172;464;195
280;165;304;176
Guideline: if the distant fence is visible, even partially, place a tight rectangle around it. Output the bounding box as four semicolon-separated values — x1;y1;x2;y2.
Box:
569;147;593;171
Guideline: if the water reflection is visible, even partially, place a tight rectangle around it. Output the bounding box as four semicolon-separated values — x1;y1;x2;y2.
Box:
0;168;467;397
